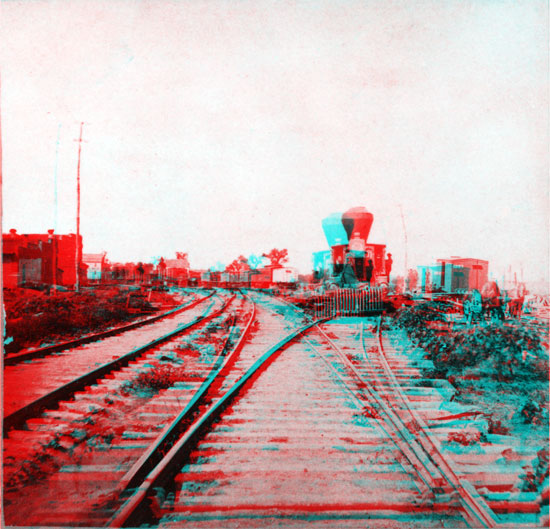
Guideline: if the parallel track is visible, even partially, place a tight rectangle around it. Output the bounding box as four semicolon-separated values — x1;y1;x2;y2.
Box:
307;321;496;527
3;292;312;527
3;292;224;433
317;318;545;527
106;311;474;528
3;291;248;526
3;290;209;366
4;294;545;528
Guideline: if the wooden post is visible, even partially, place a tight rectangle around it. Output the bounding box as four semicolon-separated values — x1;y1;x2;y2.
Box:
75;122;84;292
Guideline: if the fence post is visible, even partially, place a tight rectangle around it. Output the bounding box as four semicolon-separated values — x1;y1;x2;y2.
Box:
316;295;319;320
345;289;348;315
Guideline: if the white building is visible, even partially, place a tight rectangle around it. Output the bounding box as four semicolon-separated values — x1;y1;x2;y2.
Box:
83;252;107;281
272;267;298;284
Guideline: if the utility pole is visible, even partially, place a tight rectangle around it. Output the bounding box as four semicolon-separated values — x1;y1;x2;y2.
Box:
74;122;84;292
398;204;408;276
52;124;61;292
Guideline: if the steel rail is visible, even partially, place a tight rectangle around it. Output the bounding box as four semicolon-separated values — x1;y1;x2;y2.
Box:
280;296;447;493
4;291;213;366
300;331;435;497
312;325;442;492
3;293;232;434
107;317;327;528
114;294;256;494
365;318;499;528
314;321;494;527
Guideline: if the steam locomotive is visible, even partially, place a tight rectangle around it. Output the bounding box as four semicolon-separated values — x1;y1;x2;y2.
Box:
314;207;390;289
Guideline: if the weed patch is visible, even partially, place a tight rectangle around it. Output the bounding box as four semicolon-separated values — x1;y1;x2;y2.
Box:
4;289;156;353
393;303;547;382
121;364;187;395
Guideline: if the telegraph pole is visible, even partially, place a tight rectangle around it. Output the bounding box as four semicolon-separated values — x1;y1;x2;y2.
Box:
52;124;61;292
398;204;408;274
74;122;84;292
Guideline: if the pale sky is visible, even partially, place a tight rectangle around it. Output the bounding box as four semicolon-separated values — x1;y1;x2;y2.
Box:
2;0;548;283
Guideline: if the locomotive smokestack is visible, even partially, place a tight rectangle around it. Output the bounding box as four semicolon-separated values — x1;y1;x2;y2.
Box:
342;207;374;243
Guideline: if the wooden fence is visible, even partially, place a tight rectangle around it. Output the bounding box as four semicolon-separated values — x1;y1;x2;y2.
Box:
312;287;386;319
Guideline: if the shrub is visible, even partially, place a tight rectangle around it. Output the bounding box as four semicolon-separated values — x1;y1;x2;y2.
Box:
121;364;186;395
393;304;546;382
520;450;548;494
519;398;546;425
395;302;446;331
487;417;511;435
4;289;155;353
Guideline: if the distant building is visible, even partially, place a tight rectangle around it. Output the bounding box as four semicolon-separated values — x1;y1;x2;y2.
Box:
83;252;107;282
250;268;272;289
141;263;155;283
272;267;298;284
108;262;132;282
3;229;84;288
437;257;489;291
419;257;489;293
163;253;190;285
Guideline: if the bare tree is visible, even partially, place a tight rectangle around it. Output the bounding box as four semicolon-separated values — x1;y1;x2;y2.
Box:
136;262;145;283
262;248;288;268
226;255;250;274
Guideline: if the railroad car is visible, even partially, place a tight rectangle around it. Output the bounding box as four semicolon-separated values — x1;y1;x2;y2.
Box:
250;268;272;289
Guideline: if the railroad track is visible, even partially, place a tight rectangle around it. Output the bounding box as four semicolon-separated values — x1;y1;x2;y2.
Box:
3;290;240;521
2;290;309;527
109;312;545;528
101;314;469;528
317;318;546;527
4;296;546;527
3;289;207;366
2;291;239;509
3;291;220;429
374;323;547;527
314;321;497;527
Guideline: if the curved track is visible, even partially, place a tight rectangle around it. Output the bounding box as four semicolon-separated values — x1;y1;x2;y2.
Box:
2;291;308;527
310;321;496;527
107;310;470;528
3;292;242;526
3;295;545;528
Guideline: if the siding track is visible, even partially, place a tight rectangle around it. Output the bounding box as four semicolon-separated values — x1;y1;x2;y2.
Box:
3;295;545;528
4;292;224;432
321;318;546;528
107;312;470;528
3;289;208;366
3;292;245;526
